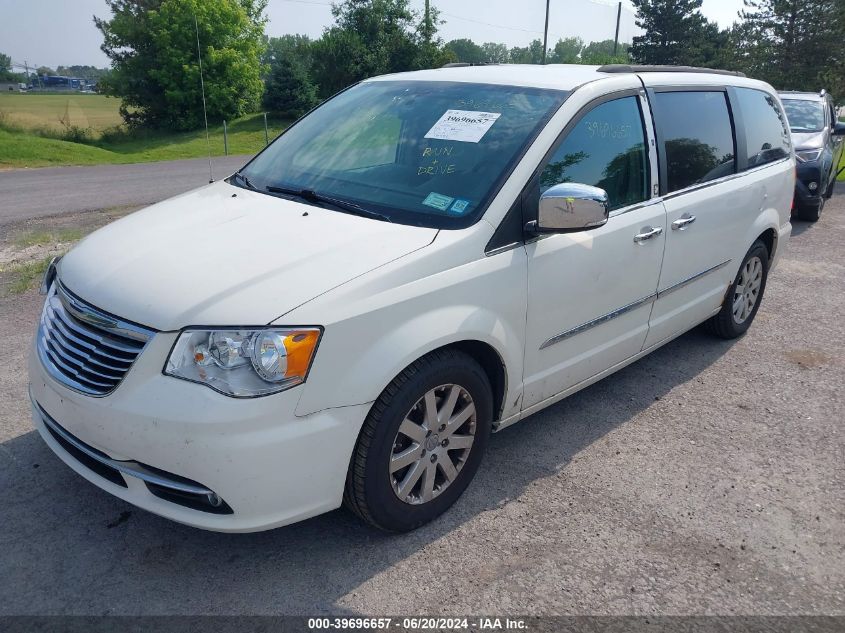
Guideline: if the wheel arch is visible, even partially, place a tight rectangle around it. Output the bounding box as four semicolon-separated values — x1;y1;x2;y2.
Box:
755;227;777;265
433;340;508;422
740;207;781;271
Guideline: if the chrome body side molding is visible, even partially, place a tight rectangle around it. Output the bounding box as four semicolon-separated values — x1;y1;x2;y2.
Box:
539;293;657;350
540;259;732;350
655;259;732;297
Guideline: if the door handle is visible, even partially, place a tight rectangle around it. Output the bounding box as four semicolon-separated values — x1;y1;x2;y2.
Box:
633;226;663;243
671;214;696;230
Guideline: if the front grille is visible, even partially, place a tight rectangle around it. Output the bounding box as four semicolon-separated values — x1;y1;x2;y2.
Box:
37;282;154;396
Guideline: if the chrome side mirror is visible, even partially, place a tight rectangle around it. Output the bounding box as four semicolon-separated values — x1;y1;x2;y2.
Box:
531;183;609;233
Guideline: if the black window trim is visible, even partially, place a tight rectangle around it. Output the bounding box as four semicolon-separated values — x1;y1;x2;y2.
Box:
533;89;653;216
647;84;793;201
485;87;655;254
647;85;739;197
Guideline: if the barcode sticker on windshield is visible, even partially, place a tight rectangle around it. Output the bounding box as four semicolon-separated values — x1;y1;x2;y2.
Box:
424;110;501;143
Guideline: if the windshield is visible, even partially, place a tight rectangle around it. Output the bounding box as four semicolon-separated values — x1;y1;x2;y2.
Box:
782;99;825;133
238;80;568;228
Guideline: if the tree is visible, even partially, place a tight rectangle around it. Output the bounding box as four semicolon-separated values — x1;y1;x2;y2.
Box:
481;42;509;63
263;34;314;75
445;38;485;64
56;65;110;81
262;35;319;117
510;39;546;64
686;20;731;68
414;1;453;70
630;0;710;65
739;0;841;98
94;0;267;130
548;37;583;64
580;39;630;64
0;53;14;81
263;56;319;118
310;0;449;99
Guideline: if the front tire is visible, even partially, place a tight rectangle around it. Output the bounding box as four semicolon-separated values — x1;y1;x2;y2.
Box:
344;349;493;532
705;241;769;339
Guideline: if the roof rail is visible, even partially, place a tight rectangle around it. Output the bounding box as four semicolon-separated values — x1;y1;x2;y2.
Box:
597;64;746;78
441;62;496;68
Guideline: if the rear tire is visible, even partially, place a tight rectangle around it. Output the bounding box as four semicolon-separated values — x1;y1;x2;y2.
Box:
705;241;769;339
343;349;493;532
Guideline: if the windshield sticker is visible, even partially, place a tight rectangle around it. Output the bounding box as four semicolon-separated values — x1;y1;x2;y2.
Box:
424;110;502;143
422;192;455;211
450;199;470;214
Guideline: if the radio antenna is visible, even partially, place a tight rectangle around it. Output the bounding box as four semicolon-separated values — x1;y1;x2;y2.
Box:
195;14;214;183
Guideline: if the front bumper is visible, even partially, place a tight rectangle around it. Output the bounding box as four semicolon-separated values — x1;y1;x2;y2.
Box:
793;162;825;209
28;332;370;532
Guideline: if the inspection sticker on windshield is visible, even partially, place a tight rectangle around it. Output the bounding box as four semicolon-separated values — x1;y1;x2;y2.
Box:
422;192;454;211
450;199;470;214
424;110;501;143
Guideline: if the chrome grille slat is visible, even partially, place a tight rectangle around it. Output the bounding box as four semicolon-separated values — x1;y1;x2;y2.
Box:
37;282;155;397
41;338;114;389
47;297;143;355
46;306;137;363
43;336;124;381
44;325;131;374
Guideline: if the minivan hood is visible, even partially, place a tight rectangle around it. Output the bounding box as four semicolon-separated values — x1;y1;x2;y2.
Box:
58;182;437;330
791;130;825;150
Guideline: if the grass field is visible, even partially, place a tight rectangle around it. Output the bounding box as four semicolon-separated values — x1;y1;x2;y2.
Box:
0;93;124;132
0;93;288;169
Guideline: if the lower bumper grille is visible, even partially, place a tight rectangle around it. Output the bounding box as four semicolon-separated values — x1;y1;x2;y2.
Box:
35;401;232;515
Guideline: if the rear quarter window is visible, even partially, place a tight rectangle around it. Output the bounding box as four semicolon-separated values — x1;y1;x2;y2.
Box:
735;88;791;168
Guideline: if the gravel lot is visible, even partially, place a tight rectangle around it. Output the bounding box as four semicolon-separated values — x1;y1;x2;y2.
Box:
0;189;843;616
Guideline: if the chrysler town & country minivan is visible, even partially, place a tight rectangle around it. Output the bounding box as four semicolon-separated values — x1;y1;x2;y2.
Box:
29;64;794;532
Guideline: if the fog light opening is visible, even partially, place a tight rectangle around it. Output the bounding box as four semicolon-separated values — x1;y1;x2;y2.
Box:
207;492;223;507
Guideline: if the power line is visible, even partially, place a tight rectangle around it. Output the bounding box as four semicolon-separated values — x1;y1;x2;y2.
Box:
440;11;545;36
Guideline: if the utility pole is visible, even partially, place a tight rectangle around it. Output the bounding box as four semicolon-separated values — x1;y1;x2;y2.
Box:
542;0;551;64
613;1;622;57
423;0;432;45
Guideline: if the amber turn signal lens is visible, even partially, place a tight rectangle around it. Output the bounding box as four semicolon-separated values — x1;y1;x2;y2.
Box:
284;330;321;379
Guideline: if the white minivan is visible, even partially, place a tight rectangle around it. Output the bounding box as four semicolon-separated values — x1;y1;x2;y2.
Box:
29;64;794;532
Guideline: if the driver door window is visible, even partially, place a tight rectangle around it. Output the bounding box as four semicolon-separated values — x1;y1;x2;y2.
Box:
541;96;648;211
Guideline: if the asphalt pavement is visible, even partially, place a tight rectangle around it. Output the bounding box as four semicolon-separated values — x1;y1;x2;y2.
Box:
0;188;842;616
0;155;251;225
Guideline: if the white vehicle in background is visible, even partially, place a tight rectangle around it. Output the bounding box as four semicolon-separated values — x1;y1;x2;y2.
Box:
29;63;793;533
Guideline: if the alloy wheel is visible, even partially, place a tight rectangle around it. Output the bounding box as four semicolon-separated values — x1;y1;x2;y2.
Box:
389;384;476;505
732;256;763;324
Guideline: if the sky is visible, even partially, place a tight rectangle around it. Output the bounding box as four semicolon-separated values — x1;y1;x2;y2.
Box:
0;0;748;71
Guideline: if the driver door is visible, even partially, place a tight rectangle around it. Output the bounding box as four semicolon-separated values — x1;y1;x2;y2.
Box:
522;92;666;409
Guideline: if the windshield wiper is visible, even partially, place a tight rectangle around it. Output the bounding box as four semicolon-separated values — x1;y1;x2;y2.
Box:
266;185;392;223
230;171;258;191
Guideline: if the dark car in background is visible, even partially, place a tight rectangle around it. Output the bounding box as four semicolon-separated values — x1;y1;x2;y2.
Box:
779;90;845;221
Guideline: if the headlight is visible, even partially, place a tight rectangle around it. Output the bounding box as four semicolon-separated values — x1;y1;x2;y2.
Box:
164;327;322;397
795;149;823;163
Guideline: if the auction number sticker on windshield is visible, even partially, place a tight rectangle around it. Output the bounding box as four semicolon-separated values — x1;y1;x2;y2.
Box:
424;110;501;143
